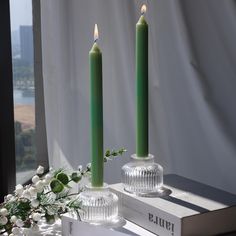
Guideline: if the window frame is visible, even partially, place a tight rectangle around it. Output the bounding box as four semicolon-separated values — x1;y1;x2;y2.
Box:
0;0;16;202
33;0;49;173
0;0;49;200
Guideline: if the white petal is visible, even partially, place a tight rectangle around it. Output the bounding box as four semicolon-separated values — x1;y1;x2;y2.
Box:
35;181;44;192
0;208;8;216
32;175;40;184
12;227;20;235
0;216;8;225
29;187;37;197
77;165;83;171
45;173;52;181
31;199;39;208
22;190;31;200
16;219;24;227
15;184;24;195
32;213;41;222
6;194;13;201
36;165;44;175
10;215;18;223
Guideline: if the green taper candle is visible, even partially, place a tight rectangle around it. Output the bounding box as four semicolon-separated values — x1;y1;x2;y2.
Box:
90;24;104;187
136;5;149;157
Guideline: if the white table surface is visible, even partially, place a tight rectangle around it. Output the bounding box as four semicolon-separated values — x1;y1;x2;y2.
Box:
22;219;236;236
37;219;156;236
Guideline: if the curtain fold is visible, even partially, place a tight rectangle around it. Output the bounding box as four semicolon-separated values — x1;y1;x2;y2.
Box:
41;0;236;194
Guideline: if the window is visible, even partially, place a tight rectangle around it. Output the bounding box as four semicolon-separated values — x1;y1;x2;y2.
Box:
10;0;37;184
0;0;47;200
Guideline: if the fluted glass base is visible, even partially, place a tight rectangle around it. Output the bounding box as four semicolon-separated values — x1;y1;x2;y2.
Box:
78;183;123;226
122;154;167;197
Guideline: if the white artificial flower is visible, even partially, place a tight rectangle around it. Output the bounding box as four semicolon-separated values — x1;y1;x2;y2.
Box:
32;212;41;222
16;219;24;227
10;215;18;223
36;165;44;175
86;163;91;170
32;175;40;184
15;184;24;195
45;173;52;182
0;208;8;216
42;179;49;185
6;194;13;201
49;167;53;172
35;181;44;192
77;165;83;172
0;216;8;225
12;227;21;235
31;199;39;208
22;190;31;200
29;187;37;197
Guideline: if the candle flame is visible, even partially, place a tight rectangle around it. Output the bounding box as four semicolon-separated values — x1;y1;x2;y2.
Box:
94;24;99;42
141;4;147;15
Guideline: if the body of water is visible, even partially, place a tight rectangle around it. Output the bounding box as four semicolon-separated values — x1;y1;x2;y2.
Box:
14;89;34;105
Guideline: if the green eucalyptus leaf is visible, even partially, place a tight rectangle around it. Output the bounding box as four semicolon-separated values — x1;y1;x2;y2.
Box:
105;150;111;157
53;168;64;178
71;172;82;183
111;151;118;156
50;179;64;193
56;173;69;185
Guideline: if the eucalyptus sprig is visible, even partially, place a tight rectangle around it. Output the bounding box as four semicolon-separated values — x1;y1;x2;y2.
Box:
104;148;126;162
0;148;126;235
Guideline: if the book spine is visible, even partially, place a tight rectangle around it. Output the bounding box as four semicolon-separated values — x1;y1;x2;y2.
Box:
113;190;181;236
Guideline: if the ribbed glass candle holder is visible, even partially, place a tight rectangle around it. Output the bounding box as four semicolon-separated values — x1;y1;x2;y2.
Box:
121;154;165;197
78;183;122;226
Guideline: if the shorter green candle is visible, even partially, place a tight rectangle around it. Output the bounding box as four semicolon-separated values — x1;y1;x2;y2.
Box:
90;24;104;187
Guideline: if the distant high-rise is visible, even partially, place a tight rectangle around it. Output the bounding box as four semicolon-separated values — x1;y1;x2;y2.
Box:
20;25;33;65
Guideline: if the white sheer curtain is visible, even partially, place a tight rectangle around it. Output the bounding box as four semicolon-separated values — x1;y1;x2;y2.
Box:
41;0;236;194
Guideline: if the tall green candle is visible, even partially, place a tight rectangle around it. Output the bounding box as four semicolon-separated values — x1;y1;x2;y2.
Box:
136;5;149;157
90;24;104;187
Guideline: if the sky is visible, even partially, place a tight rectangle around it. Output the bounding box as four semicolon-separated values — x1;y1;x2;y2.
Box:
10;0;32;31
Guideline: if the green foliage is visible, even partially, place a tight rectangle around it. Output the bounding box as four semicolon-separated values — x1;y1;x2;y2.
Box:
50;180;64;193
53;168;65;178
7;200;31;221
14;121;36;172
15;136;25;157
0;147;126;235
38;192;55;206
15;121;22;135
104;148;126;162
56;173;69;185
105;148;126;157
70;172;82;183
20;130;34;147
12;58;34;82
55;190;70;201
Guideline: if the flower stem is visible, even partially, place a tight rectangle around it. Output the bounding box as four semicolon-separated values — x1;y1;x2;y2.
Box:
56;192;80;201
45;190;52;195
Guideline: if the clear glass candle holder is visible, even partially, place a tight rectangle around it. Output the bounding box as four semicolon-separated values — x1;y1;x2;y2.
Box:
122;154;167;197
78;183;123;227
